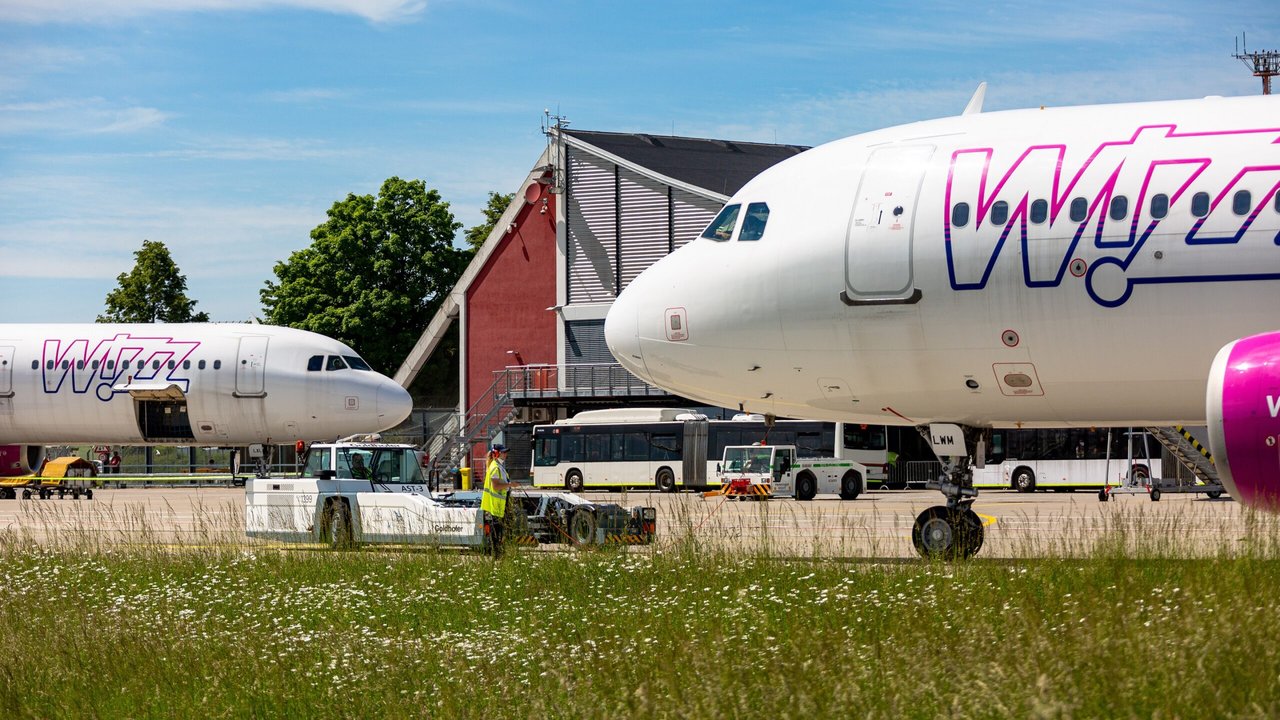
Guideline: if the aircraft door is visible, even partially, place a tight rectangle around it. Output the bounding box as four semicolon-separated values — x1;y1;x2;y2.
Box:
0;346;12;397
843;144;934;304
235;336;270;397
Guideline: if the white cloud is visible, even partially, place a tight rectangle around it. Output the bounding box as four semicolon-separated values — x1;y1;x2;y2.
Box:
0;98;169;135
0;0;427;24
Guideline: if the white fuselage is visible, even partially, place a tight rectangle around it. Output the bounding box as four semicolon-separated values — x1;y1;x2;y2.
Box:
606;95;1280;428
0;324;413;445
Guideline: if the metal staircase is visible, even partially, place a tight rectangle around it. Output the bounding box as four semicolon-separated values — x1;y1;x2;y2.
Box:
1143;426;1226;498
421;369;530;486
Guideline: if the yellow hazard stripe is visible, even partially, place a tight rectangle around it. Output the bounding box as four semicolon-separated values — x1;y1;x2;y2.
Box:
1174;425;1214;462
604;534;653;544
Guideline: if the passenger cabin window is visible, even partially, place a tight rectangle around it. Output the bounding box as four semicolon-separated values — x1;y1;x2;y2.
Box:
46;360;53;370
326;355;349;371
701;204;741;241
738;202;770;241
343;355;372;371
213;360;222;370
951;202;970;227
31;360;37;370
990;201;1009;225
1233;190;1252;216
1191;192;1210;218
1069;197;1088;222
1030;199;1048;224
1150;194;1169;219
198;360;206;370
1275;191;1280;213
1109;196;1128;221
307;355;324;372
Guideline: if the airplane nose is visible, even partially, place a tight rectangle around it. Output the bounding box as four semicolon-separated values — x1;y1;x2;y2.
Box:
376;380;414;428
605;284;649;382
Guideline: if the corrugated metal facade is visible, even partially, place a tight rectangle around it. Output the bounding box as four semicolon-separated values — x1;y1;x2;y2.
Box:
565;145;723;306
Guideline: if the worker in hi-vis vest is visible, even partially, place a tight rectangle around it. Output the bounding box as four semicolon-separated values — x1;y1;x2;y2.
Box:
482;443;517;556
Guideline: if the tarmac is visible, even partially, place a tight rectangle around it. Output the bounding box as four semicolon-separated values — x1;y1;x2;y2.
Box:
0;484;1256;559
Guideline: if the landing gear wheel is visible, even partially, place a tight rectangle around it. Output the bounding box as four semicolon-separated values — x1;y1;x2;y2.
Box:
569;510;597;545
839;470;861;500
1150;488;1161;502
912;506;984;560
1206;490;1223;499
795;473;817;501
655;468;676;493
565;469;584;494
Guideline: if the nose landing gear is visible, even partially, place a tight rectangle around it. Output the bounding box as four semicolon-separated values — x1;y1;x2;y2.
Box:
910;424;988;560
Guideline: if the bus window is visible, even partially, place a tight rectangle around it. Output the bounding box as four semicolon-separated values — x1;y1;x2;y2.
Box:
623;433;649;462
650;433;681;461
560;434;584;463
534;436;559;466
585;434;609;462
844;425;887;451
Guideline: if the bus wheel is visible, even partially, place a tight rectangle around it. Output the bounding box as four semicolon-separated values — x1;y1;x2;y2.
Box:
1012;468;1036;493
795;472;817;501
1150;488;1161;502
565;470;584;494
1206;490;1223;499
655;468;676;493
839;470;861;500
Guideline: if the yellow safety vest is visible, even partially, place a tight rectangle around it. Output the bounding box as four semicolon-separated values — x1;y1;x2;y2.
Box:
481;459;508;518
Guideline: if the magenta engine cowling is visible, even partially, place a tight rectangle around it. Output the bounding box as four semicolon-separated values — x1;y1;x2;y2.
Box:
0;445;46;477
1208;332;1280;509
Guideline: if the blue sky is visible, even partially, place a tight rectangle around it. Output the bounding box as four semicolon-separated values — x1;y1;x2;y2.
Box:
1;0;1275;323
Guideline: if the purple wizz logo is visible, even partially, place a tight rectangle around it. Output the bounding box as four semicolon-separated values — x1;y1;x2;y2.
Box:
41;334;202;402
943;124;1280;307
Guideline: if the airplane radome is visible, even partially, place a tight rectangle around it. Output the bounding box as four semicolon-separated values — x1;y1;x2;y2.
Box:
0;324;413;475
606;91;1280;557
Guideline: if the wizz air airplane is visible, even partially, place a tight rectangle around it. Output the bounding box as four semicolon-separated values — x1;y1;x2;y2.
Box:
605;90;1280;558
0;324;413;476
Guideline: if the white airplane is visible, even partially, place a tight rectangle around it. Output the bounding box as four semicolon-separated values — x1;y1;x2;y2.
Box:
605;90;1280;558
0;323;413;475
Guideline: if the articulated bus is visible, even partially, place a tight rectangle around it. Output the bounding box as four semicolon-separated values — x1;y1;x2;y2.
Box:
973;427;1162;492
531;408;889;492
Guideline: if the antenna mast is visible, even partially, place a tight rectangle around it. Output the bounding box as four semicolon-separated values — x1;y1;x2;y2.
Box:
1234;33;1279;95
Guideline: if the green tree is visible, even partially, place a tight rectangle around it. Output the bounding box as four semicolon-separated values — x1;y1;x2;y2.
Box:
464;191;514;251
260;177;468;375
98;239;210;323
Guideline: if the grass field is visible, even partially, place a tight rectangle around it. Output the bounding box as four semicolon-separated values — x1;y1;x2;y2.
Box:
1;505;1279;720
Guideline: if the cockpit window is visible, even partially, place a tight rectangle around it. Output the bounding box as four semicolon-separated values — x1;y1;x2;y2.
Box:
326;355;349;371
738;203;770;241
343;355;372;371
700;204;741;241
307;355;323;372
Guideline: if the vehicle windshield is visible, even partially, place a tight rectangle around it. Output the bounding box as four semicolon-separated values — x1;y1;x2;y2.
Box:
700;204;741;241
723;446;773;473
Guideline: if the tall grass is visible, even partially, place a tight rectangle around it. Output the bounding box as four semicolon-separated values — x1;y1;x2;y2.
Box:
0;496;1276;718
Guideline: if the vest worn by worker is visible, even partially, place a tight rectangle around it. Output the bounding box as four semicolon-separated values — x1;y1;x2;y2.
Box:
482;459;508;518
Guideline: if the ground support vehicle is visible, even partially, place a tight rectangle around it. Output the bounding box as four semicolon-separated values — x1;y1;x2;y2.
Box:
246;441;655;549
715;445;866;501
439;490;656;546
0;457;96;500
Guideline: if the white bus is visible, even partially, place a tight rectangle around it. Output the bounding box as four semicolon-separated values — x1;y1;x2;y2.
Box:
531;408;889;492
973;427;1162;492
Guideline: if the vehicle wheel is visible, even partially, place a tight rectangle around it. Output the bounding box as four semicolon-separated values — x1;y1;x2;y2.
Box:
85;489;94;500
839;470;862;500
655;468;676;493
1206;490;1223;499
795;472;817;501
0;488;11;500
72;489;81;500
1150;488;1161;502
569;510;597;545
40;488;50;500
565;469;584;494
327;501;355;549
57;488;66;500
21;489;31;500
1098;489;1109;502
960;508;985;557
1012;468;1035;493
912;506;983;560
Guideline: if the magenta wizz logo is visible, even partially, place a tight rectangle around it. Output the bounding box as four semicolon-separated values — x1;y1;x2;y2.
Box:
943;124;1280;307
41;334;202;401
